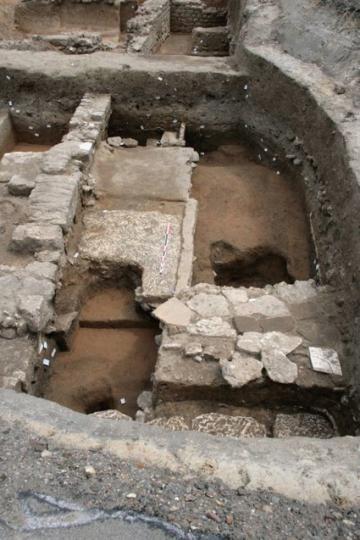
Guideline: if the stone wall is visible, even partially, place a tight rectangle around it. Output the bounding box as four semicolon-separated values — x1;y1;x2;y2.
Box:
191;26;229;56
127;0;170;54
170;0;227;33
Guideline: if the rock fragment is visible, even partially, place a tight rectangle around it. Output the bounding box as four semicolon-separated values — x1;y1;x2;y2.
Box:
262;349;298;384
220;353;263;388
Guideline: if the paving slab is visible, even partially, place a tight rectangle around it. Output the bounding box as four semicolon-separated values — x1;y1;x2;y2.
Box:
93;145;196;202
80;210;182;303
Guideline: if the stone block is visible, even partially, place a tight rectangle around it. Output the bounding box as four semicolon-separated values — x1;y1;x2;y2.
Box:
187;292;230;318
29;172;80;231
273;413;334;438
0;337;37;391
262;349;298;384
220;353;263;388
18;295;53;332
7;175;35;196
153;298;194;327
192;413;266;438
10;223;64;253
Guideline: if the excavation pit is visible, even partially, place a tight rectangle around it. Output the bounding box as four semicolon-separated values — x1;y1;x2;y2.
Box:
43;286;159;418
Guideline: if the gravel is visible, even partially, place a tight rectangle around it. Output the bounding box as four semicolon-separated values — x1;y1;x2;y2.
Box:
0;419;359;539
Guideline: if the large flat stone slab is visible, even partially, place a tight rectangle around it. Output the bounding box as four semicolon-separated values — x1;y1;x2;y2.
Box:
80;210;182;303
93;145;196;202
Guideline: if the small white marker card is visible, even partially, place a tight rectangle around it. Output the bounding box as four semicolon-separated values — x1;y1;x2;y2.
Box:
309;347;342;376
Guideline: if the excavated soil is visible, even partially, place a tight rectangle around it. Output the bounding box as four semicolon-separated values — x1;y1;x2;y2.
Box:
43;288;158;417
192;144;313;285
158;34;192;55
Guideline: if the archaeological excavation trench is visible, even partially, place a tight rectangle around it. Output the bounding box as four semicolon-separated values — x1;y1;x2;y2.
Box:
0;0;359;514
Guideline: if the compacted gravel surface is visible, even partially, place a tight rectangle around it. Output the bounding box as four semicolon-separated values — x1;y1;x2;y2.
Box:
0;419;359;539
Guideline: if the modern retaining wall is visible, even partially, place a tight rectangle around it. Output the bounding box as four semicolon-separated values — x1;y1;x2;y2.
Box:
127;0;170;54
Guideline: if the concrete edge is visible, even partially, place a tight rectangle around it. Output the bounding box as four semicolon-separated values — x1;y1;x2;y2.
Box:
1;389;359;506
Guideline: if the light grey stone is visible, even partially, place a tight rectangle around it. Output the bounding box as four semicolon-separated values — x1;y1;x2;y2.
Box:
262;349;298;384
188;317;236;338
222;287;248;306
18;295;53;332
220;353;263;388
153;298;193;327
25;261;57;282
137;390;153;411
261;332;302;355
0;337;37;390
0;151;42;182
7;175;35;196
29;172;80;232
122;138;139;148
10;223;63;253
20;276;55;301
235;295;291;318
274;280;318;304
35;250;62;263
236;332;263;355
187;292;230;318
192;413;266;438
107;136;123;148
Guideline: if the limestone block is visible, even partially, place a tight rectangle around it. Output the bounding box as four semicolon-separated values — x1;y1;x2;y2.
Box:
0;336;37;391
273;413;334;438
236;332;263;355
29;172;80;231
188;317;236;338
192;413;266;438
7;175;35;196
220;352;263;388
0;152;42;183
262;349;298;384
10;223;64;253
18;295;53;332
234;295;295;332
187;292;230;318
222;287;248;307
261;332;302;355
153;298;193;327
25;261;58;282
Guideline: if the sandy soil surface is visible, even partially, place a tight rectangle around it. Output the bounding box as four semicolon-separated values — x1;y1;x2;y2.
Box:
192;144;312;285
158;34;192;55
44;326;158;417
44;288;158;417
13;143;52;152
